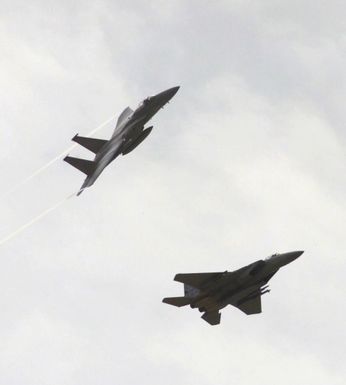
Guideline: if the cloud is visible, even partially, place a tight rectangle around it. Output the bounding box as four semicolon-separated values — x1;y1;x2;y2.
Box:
0;1;345;384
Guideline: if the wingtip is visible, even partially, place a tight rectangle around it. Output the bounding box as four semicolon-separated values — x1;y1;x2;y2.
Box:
173;273;182;282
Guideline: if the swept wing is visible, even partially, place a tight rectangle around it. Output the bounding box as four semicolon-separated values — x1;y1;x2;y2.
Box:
174;272;223;289
235;296;262;315
201;311;221;325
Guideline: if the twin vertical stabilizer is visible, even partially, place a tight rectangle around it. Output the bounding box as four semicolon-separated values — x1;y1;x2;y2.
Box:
72;135;107;154
63;156;95;176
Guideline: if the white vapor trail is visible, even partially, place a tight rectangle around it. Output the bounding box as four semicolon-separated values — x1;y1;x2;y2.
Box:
0;192;76;246
1;115;115;198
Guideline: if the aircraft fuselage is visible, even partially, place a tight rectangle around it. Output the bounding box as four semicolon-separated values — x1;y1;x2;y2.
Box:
71;86;180;194
163;251;303;325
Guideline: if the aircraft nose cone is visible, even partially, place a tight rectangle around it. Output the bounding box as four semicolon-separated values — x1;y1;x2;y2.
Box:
167;86;180;97
289;250;304;260
281;250;304;265
155;86;180;105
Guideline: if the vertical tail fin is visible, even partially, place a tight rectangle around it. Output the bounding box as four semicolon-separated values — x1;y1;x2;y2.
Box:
72;135;107;154
64;156;95;176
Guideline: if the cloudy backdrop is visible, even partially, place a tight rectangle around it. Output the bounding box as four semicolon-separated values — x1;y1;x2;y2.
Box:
0;1;345;384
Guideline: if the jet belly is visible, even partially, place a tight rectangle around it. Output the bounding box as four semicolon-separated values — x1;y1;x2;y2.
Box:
229;260;278;288
191;276;238;312
191;295;222;313
82;141;123;189
80;127;142;191
122;119;144;142
205;267;272;309
227;284;264;305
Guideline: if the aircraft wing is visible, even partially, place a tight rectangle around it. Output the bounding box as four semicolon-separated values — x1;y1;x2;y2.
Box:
116;107;133;128
234;295;262;315
174;272;223;289
201;311;221;325
229;281;267;315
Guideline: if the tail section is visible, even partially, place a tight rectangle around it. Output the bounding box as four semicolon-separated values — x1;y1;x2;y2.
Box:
162;297;192;307
72;135;107;154
64;156;95;176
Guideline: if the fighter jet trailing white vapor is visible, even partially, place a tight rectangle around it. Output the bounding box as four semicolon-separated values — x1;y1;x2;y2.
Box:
163;251;303;325
64;86;180;195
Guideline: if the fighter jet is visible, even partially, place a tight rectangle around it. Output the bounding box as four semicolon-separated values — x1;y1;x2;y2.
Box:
163;250;303;325
64;86;180;195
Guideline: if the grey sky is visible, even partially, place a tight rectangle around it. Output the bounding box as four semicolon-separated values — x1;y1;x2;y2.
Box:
0;1;345;384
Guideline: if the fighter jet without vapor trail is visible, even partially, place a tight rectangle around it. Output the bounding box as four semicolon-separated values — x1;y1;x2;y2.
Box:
64;86;180;195
163;250;303;325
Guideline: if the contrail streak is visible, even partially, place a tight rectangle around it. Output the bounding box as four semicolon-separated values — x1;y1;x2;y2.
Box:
0;192;76;246
2;115;115;198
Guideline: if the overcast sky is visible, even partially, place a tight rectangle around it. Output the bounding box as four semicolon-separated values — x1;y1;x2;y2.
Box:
0;1;345;384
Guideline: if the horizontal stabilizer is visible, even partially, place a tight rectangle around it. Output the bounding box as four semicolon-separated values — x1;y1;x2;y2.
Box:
201;311;221;325
162;296;192;307
72;135;107;154
64;156;95;176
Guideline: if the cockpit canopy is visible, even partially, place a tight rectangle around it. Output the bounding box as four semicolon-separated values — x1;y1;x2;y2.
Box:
138;96;152;108
264;253;279;260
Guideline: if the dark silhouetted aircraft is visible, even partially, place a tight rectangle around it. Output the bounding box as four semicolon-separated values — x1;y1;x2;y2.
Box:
163;251;303;325
64;86;180;195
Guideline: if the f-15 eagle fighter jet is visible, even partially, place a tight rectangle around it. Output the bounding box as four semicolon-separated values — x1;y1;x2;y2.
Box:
64;86;180;195
163;251;303;325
